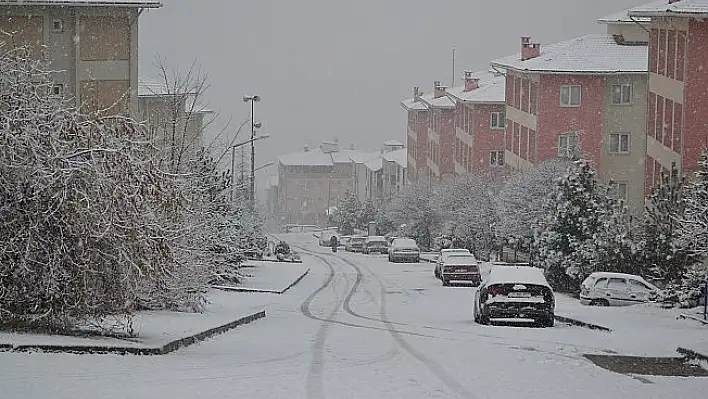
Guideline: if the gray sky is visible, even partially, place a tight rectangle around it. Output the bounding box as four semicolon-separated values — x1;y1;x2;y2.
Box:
138;0;648;185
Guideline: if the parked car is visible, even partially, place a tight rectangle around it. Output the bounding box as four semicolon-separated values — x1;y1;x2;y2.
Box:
440;254;481;286
434;248;472;279
363;236;388;254
473;265;555;327
580;272;660;306
345;236;367;252
339;235;352;248
388;238;420;263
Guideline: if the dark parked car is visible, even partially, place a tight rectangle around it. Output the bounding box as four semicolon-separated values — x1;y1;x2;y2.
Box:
473;265;555;327
388;238;420;263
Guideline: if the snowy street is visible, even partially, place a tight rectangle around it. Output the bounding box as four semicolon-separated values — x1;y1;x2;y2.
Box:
2;234;705;399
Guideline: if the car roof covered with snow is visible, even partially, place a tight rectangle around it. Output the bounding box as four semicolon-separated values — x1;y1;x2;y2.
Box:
364;236;386;242
391;238;418;248
443;254;478;265
583;272;657;286
486;265;551;288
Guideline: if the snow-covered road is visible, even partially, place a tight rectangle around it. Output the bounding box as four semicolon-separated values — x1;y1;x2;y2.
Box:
1;234;704;398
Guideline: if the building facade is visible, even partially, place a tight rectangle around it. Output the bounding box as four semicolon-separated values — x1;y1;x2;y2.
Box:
491;21;649;212
401;87;429;184
419;82;456;182
0;0;161;116
446;70;508;178
630;0;708;188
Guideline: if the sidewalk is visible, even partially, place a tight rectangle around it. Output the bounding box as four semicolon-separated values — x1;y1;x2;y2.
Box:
0;290;272;355
214;261;310;294
555;293;708;357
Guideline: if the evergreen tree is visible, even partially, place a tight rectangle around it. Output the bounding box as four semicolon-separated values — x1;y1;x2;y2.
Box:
355;199;378;232
592;191;642;275
335;191;358;235
643;162;693;283
534;160;604;291
680;151;708;259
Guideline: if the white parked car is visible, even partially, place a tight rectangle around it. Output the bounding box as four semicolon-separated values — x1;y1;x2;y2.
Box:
388;238;420;263
434;249;471;279
473;265;555;327
579;272;660;306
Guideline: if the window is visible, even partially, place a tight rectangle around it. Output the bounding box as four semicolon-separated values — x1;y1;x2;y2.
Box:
490;150;504;166
490;112;505;129
611;84;632;105
629;279;652;292
609;133;630;154
607;278;627;290
609;181;628;200
51;83;64;97
557;132;579;157
594;278;608;288
52;19;64;33
560;85;581;107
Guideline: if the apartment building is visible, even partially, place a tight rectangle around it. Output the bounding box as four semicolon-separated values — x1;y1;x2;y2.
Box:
381;141;407;199
490;16;649;212
0;0;161;115
277;141;358;227
419;82;456;181
400;87;429;183
446;70;507;178
629;0;708;187
137;80;214;167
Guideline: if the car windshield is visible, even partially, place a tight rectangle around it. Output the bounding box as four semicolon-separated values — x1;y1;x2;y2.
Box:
6;1;706;396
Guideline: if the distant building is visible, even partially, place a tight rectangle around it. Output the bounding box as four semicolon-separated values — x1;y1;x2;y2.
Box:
629;0;708;186
446;70;507;178
0;0;162;116
419;81;456;182
277;140;408;227
490;14;649;213
400;87;429;184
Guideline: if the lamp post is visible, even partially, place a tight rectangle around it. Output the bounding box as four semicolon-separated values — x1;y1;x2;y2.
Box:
243;95;261;209
230;133;270;202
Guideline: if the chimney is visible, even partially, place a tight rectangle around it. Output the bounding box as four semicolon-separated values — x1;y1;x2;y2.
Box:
413;86;421;102
304;145;309;152
433;81;447;98
463;70;480;92
521;36;541;61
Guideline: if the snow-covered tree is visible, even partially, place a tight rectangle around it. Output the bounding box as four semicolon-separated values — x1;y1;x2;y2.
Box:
592;192;643;275
534;160;604;291
643;162;693;283
436;174;499;259
680;151;708;260
335;191;358;235
355;199;378;232
0;47;186;331
378;183;441;250
497;159;569;249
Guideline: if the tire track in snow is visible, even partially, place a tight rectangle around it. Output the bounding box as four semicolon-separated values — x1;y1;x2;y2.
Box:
338;256;479;399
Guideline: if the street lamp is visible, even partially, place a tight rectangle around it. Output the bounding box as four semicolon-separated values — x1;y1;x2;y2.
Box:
243;95;261;209
230;134;270;202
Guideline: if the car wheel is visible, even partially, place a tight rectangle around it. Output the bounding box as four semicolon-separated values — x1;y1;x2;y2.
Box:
598;299;610;307
415;257;420;263
442;278;449;287
478;313;489;325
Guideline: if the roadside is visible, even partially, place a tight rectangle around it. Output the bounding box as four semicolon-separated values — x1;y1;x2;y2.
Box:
214;260;310;294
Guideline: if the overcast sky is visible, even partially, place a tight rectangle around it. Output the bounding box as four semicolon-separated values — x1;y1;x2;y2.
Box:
138;0;649;185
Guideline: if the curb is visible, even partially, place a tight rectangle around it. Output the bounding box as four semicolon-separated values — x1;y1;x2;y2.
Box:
0;310;265;355
677;347;708;362
555;315;612;332
215;268;310;295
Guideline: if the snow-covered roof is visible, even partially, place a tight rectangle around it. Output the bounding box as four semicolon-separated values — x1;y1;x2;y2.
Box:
629;0;708;18
278;148;334;166
490;34;648;75
350;151;381;164
364;157;383;171
400;97;428;111
331;148;358;164
445;70;506;104
0;0;162;7
598;6;651;24
384;139;404;147
419;92;455;109
382;148;407;168
486;265;551;288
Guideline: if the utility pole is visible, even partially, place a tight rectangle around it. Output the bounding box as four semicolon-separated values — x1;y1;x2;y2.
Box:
243;95;262;210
